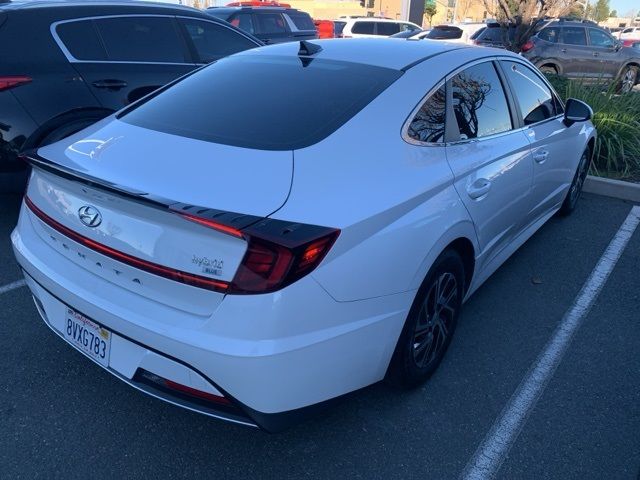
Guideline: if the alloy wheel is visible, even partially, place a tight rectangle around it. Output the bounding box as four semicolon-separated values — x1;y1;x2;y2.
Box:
412;272;458;368
621;68;637;93
569;152;589;206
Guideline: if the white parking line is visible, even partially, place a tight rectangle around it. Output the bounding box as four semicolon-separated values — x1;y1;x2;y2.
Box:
462;205;640;480
0;279;26;295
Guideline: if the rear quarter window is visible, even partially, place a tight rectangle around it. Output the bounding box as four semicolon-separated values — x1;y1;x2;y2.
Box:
120;55;402;150
56;20;107;61
537;27;559;43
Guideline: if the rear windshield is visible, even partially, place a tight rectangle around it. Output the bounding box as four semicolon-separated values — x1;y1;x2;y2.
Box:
287;11;315;31
426;27;462;39
120;55;402;150
479;26;515;42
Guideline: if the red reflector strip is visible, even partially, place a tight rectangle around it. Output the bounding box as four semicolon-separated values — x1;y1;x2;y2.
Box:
0;75;32;91
164;379;231;405
24;196;229;293
178;212;244;238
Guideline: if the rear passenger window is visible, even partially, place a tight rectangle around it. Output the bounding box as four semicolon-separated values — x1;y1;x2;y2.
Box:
56;20;107;61
254;13;288;34
501;61;557;125
180;19;256;63
538;27;559;43
562;27;587;45
451;62;512;140
352;22;374;34
95;17;186;63
407;84;446;143
376;22;400;36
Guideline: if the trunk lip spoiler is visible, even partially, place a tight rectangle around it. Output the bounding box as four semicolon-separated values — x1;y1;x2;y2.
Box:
21;151;265;231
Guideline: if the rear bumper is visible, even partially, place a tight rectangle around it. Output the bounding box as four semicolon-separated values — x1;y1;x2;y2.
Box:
12;201;414;431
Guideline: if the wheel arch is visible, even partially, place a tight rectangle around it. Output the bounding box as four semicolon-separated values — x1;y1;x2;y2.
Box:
587;136;596;161
409;221;479;296
536;60;562;75
616;62;640;82
22;107;115;151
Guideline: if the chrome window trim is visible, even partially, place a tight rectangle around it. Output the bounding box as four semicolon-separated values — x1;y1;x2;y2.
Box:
51;14;193;65
402;56;509;147
401;80;447;147
498;58;566;122
402;55;568;148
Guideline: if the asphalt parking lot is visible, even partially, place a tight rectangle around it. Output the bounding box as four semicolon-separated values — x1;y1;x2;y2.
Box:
1;191;639;479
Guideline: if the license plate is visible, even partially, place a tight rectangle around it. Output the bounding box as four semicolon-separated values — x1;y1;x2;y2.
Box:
63;308;111;367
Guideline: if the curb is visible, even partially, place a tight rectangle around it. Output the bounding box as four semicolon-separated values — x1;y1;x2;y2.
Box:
583;175;640;203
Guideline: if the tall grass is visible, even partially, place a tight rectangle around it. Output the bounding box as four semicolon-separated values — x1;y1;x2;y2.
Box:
545;74;640;180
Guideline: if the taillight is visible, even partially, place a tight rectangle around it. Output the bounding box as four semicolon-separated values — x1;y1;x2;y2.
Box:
175;212;339;294
521;40;534;53
229;228;339;294
25;192;339;295
0;75;32;92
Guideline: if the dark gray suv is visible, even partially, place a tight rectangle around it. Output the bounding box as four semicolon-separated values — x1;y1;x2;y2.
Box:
522;19;640;92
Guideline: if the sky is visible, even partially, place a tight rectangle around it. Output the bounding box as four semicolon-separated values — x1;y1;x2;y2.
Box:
609;0;637;16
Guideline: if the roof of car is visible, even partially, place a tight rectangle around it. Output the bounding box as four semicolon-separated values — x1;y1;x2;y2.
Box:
235;38;515;71
0;0;200;12
342;17;415;24
207;6;301;12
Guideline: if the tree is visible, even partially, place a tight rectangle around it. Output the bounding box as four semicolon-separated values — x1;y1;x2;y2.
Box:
610;9;617;17
481;0;577;52
592;0;610;22
424;2;437;27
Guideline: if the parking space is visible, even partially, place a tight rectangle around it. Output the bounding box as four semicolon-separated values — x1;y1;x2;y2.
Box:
1;192;638;479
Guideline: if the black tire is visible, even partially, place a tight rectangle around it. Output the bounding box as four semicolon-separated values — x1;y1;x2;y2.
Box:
558;148;591;216
539;65;558;75
387;249;465;388
617;65;638;94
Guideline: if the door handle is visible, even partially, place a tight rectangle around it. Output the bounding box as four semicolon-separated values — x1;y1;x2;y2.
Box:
467;179;492;199
533;151;549;164
592;52;599;57
92;79;128;90
561;48;567;53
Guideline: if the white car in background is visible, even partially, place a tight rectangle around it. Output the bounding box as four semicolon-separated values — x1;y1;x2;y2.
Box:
337;16;421;38
614;26;640;40
13;39;595;431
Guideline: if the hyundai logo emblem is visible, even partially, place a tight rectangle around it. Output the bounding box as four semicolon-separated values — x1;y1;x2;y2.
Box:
78;205;102;228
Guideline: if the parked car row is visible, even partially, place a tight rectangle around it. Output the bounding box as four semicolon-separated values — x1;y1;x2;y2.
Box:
392;18;640;94
0;0;262;191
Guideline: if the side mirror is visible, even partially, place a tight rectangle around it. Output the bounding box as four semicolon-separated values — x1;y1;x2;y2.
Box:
563;98;593;127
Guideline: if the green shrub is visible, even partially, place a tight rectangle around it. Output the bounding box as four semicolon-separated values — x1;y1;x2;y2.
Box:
545;74;640;179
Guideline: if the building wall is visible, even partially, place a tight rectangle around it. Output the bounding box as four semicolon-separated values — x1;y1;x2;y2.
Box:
601;16;640;28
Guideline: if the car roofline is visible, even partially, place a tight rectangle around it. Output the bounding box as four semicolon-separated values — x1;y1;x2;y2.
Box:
3;0;201;13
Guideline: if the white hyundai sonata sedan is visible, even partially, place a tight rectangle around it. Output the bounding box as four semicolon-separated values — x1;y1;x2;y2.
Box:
12;39;595;431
